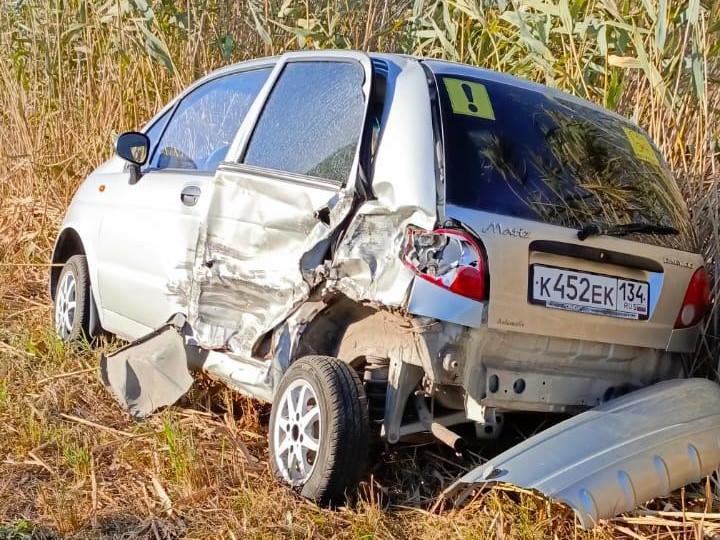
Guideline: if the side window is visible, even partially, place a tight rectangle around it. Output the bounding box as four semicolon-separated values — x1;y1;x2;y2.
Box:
152;67;271;172
243;61;366;184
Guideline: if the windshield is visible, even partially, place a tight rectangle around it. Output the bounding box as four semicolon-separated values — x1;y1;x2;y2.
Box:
436;73;690;247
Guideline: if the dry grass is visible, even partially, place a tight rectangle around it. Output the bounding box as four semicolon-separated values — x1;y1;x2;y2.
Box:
1;0;720;538
2;307;720;539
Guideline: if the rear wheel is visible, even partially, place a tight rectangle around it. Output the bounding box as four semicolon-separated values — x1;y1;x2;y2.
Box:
54;255;92;343
269;355;370;504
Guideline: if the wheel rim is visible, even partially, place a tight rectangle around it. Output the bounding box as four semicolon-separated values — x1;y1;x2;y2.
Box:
273;378;321;485
55;271;77;340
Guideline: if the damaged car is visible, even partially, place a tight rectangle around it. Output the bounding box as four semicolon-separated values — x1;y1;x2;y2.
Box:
50;51;719;526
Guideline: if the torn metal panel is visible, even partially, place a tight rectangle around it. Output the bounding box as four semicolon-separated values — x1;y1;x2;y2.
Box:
202;350;273;402
100;315;193;419
328;206;427;305
444;378;720;528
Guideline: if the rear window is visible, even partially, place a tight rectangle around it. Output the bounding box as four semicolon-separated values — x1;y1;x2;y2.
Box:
436;74;690;244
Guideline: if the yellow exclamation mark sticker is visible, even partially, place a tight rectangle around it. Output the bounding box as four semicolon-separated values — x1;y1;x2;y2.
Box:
443;78;495;120
622;127;660;167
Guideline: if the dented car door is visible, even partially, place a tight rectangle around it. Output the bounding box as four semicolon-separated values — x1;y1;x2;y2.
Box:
187;53;373;357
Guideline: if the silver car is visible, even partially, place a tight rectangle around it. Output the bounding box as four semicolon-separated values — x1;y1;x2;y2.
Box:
51;51;720;526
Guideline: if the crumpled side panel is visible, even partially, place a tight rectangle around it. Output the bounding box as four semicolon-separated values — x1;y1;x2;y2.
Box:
185;56;440;357
188;168;354;355
328;202;433;306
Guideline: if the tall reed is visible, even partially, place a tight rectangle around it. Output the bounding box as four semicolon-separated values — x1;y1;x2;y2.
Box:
0;0;717;367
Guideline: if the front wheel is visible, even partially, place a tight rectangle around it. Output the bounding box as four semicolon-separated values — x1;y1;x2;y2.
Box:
54;254;92;343
269;355;370;504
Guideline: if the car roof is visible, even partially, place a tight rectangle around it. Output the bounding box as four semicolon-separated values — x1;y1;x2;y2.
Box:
196;51;632;126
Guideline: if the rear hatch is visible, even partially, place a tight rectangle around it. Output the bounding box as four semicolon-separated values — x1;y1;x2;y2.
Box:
427;63;704;351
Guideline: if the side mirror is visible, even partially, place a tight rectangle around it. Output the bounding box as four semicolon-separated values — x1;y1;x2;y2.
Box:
116;131;150;166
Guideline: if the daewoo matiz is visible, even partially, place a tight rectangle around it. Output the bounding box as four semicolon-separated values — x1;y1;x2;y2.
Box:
51;51;719;526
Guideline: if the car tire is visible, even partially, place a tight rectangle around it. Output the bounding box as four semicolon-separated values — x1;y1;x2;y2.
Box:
54;254;92;343
269;355;370;504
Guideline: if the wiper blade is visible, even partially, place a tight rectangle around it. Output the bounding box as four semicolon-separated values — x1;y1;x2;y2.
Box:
577;222;679;241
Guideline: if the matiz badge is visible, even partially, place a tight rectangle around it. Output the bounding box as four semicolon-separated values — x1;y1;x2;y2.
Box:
664;256;694;269
481;222;530;238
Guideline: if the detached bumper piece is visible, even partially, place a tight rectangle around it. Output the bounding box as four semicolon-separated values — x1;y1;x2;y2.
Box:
100;314;193;419
445;378;720;528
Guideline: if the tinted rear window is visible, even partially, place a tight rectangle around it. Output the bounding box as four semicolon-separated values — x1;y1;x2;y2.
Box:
436;74;690;244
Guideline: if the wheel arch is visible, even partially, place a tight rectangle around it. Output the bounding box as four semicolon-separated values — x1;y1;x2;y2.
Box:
293;296;432;371
51;227;104;338
50;227;86;300
290;298;440;445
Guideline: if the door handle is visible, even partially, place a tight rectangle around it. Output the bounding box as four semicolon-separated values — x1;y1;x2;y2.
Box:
180;185;201;206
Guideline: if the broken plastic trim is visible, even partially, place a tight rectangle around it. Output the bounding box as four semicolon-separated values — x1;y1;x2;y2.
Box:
100;314;194;419
444;378;720;529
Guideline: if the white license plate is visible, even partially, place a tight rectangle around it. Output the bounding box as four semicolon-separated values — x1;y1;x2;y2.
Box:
530;265;649;320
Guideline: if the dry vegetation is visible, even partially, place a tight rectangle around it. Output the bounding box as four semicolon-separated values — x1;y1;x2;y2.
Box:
1;0;719;538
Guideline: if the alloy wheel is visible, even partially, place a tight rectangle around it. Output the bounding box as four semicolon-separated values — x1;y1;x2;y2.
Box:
272;378;322;485
55;271;77;340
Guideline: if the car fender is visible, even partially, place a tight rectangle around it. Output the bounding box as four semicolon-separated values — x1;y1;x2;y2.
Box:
51;171;112;328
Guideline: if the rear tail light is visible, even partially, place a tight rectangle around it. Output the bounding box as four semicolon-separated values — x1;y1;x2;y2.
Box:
402;227;488;302
674;267;712;329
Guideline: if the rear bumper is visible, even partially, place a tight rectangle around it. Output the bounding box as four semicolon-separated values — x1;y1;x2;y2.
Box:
406;308;680;414
444;378;720;528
